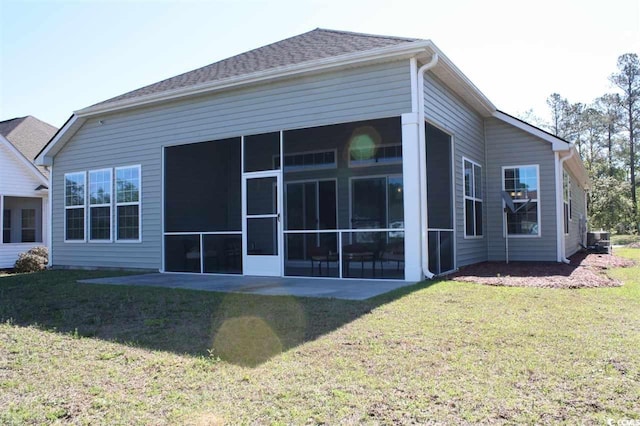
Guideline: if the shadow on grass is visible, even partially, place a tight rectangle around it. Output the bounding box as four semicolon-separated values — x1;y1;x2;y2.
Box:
0;270;440;367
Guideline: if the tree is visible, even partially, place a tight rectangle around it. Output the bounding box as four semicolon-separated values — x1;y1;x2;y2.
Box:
546;93;571;138
594;93;624;175
610;53;640;229
580;107;606;173
589;174;633;233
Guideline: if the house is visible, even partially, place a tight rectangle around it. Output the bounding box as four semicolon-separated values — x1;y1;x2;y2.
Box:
35;29;589;281
1;116;56;268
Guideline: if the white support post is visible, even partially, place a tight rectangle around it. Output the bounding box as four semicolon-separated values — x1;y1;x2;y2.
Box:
401;112;422;281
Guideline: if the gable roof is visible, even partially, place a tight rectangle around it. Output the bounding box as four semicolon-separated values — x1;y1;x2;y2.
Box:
0;116;57;177
493;110;589;188
95;29;419;108
35;28;497;164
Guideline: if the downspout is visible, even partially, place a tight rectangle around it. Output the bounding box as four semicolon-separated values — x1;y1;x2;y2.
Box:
556;146;575;264
46;163;53;268
416;53;439;279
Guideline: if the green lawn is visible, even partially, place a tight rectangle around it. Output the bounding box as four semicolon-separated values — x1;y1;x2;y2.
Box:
1;253;639;424
611;234;640;245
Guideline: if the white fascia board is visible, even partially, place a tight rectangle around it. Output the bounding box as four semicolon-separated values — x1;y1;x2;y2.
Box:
0;135;49;186
565;146;591;189
493;110;571;151
75;41;433;118
35;115;84;166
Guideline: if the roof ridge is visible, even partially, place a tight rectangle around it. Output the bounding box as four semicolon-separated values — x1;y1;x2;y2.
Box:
314;27;421;42
91;28;423;108
22;115;58;131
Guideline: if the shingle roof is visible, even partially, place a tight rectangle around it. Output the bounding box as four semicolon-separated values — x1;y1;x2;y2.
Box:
95;28;421;107
0;116;57;176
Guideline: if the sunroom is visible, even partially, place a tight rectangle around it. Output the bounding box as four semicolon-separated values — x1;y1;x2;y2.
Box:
162;113;455;281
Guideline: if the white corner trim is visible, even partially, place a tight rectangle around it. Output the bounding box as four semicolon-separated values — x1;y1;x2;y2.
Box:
0;135;49;186
493;111;570;152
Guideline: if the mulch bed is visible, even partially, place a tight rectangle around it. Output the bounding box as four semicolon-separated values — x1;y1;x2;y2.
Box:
450;252;634;289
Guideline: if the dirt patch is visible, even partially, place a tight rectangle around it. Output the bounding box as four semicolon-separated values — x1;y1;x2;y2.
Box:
451;252;634;289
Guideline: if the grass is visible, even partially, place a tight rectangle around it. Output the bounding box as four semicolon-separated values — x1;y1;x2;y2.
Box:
611;234;640;245
1;256;639;424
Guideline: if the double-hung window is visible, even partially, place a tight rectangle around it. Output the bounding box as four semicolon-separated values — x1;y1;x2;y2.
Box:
463;158;483;237
115;165;141;241
3;210;10;243
503;165;540;236
65;172;86;241
89;169;112;241
563;171;572;235
21;209;36;243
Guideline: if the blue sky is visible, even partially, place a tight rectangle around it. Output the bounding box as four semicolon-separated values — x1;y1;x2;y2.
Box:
1;0;638;129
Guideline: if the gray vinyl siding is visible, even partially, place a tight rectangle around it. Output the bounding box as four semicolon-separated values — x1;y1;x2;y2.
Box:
564;167;587;257
423;72;487;268
485;118;558;261
51;60;412;269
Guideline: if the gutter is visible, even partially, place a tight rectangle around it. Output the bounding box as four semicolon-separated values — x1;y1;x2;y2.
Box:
415;53;439;279
556;146;575;264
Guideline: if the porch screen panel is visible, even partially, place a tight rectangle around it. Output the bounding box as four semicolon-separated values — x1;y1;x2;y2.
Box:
282;117;403;278
164;138;241;232
164;137;241;273
425;124;453;230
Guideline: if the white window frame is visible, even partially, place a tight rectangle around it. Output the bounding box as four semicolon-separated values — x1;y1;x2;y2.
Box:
348;143;402;168
462;157;483;239
88;168;113;242
502;164;541;238
115;165;142;243
64;171;87;243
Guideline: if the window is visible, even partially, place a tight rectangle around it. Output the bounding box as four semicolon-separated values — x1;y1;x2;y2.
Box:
349;144;402;167
503;165;540;236
351;176;403;227
563;171;572;235
3;209;10;243
21;209;36;243
115;165;141;241
65;172;86;241
89;169;112;241
463;159;483;237
275;150;337;171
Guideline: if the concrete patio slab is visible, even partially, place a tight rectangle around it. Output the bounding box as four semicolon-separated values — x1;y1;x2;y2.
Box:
78;273;416;300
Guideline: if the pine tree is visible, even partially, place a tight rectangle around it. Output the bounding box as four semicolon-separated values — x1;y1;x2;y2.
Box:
610;53;640;230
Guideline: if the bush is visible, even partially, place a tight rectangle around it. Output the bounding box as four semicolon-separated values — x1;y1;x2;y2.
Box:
14;246;48;273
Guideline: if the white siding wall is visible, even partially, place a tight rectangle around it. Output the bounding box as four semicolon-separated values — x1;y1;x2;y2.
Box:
0;141;48;268
0;142;44;196
485;118;558;261
423;72;487;268
52;60;412;269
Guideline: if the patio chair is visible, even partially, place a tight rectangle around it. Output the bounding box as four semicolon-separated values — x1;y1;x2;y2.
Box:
308;245;338;276
380;241;404;276
342;243;375;277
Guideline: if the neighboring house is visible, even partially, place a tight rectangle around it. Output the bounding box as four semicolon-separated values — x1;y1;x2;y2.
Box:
1;116;56;268
36;29;589;281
